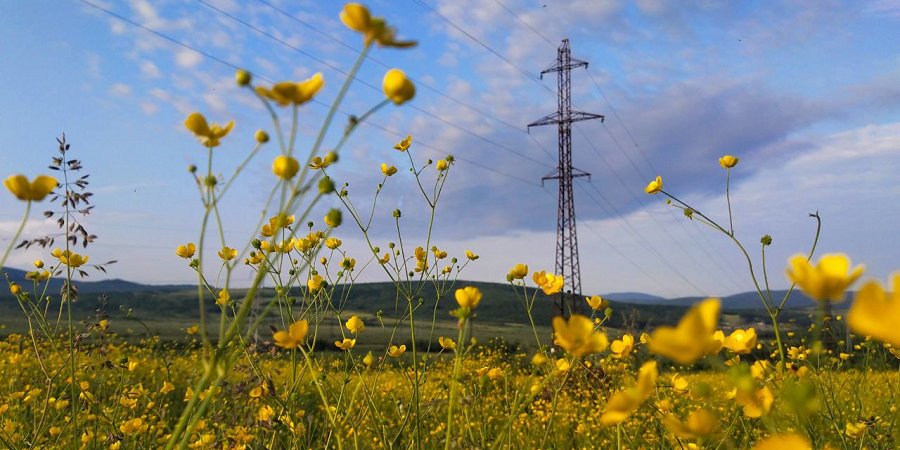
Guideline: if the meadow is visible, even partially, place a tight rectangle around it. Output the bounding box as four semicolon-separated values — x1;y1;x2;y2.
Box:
2;3;900;449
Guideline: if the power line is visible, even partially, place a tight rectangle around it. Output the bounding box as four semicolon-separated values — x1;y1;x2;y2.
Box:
490;0;556;47
194;0;554;169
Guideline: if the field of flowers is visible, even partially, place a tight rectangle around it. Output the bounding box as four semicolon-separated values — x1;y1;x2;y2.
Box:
2;3;900;449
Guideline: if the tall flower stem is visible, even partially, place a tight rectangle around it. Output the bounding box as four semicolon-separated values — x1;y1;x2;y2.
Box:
443;318;467;450
0;201;30;272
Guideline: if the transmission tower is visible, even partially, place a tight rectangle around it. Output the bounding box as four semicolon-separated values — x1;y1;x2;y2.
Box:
528;39;604;317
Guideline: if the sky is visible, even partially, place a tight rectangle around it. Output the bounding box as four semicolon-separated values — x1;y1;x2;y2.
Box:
0;0;898;298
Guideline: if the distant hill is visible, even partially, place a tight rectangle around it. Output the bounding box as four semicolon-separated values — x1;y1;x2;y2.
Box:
1;267;193;294
601;292;667;303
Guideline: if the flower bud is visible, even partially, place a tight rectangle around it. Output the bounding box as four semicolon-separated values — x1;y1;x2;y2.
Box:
204;175;218;187
272;155;300;179
324;151;339;165
383;69;416;105
392;209;401;218
235;69;252;86
761;235;772;246
324;209;342;228
318;176;335;194
255;130;269;143
188;164;197;173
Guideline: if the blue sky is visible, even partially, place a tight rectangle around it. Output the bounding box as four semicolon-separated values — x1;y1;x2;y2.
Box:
1;0;898;298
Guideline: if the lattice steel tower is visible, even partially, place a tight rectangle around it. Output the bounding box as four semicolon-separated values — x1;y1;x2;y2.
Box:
528;39;604;316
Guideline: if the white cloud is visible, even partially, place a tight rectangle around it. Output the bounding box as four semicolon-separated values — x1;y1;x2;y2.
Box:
140;101;160;115
108;83;131;96
140;60;161;78
175;49;203;68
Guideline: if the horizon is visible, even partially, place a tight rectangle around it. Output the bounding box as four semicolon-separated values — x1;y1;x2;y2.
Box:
2;0;899;297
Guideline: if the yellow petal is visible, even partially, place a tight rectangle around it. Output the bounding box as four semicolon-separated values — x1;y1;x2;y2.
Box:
184;112;210;137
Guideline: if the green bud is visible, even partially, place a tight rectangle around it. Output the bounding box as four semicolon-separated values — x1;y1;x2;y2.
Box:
392;209;401;218
318;176;335;194
235;69;252;86
761;235;772;246
188;164;197;173
324;209;342;228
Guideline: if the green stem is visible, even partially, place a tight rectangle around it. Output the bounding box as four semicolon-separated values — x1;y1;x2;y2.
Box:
443;318;467;450
0;201;30;272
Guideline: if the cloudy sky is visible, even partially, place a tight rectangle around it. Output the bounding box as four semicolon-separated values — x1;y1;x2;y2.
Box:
1;0;898;298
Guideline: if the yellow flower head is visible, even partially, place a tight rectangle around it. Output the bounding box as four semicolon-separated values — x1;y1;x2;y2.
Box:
438;336;456;350
509;264;529;280
176;243;196;259
346;315;365;334
381;163;397;177
216;289;230;306
735;385;774;418
257;73;324;107
435;159;448;171
661;409;719;439
383;69;416;105
273;156;300;179
848;274;900;348
325;238;342;249
273;319;309;349
599;360;658;425
719;155;739;168
184;112;234;147
334;338;356;350
455;286;483;309
9;283;22;295
465;250;479;260
610;334;634;359
340;3;416;48
363;352;375;367
307;274;326;293
56;250;89;267
552;314;609;357
394;135;412;151
4;175;57;202
649;298;721;364
532;271;564;295
387;344;406;357
487;367;504;380
586;295;609;311
723;328;757;355
644;175;663;194
786;253;864;302
217;246;237;261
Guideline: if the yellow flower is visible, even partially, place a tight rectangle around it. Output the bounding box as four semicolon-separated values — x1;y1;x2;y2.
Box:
718;155;739;168
723;328;757;354
455;286;483;309
9;283;22;295
848;274;900;347
340;3;416;48
346;315;364;334
785;253;864;302
586;295;609;311
751;434;811;450
56;250;89;267
662;409;719;439
176;243;196;259
273;319;309;349
383;69;416;105
186;324;198;335
184;112;233;147
363;352;375;367
258;405;275;422
160;382;175;394
217;246;237;261
503;264;528;280
532;271;564;295
325;238;342;249
438;336;456;350
554;358;571;374
256;73;324;107
599;361;658;425
273;156;300;179
4;175;57;202
531;353;548;365
381;163;397;176
552;314;609;357
307;275;326;293
435;159;448;171
394;135;412;151
340;257;356;271
735;386;774;418
465;250;479;260
610;334;634;359
216;289;230;306
649;298;721;364
119;418;144;435
644;175;663;194
387;344;406;357
487;367;504;380
334;338;356;350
